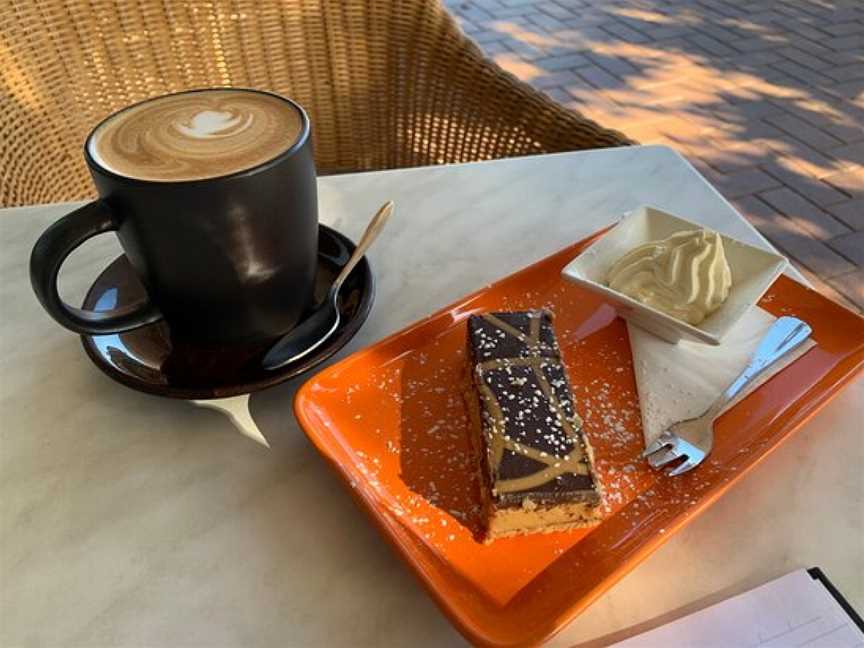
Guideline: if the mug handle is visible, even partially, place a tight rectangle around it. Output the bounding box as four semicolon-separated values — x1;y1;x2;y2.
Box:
30;200;163;335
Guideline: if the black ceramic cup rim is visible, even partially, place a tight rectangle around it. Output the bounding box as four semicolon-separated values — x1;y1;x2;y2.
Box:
83;87;311;186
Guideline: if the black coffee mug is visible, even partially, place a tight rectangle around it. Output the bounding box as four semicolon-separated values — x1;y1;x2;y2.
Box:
30;89;318;344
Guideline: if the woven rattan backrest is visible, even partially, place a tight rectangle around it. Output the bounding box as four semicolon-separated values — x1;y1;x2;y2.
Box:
1;0;630;206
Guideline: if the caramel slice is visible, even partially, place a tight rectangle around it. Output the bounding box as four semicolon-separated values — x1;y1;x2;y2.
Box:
465;310;602;541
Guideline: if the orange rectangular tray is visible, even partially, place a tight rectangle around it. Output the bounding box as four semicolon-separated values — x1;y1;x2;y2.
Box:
294;231;864;648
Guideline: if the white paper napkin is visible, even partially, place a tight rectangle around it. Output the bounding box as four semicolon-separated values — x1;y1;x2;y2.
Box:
194;395;270;447
628;306;815;446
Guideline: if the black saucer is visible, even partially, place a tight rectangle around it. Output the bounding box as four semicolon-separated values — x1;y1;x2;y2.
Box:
80;224;374;399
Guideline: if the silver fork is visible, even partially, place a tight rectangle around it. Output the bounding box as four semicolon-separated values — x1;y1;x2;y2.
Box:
642;316;812;476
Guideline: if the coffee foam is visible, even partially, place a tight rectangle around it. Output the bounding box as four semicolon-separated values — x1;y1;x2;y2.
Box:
88;90;304;182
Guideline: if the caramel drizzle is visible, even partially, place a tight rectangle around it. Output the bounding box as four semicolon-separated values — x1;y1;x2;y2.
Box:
482;313;531;345
475;313;589;494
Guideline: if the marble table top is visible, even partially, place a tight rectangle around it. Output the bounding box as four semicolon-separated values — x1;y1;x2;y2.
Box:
2;145;861;647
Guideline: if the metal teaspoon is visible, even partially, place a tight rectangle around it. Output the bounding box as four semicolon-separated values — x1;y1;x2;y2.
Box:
262;200;394;370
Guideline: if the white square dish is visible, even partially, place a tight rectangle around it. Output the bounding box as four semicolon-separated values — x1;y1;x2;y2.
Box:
561;206;788;345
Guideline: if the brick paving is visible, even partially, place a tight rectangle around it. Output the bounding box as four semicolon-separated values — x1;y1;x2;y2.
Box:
445;0;864;312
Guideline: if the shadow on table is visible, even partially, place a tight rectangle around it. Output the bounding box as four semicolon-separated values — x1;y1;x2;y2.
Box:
397;330;487;540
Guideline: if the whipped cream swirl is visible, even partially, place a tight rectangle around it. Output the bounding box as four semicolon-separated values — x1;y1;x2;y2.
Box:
607;229;733;325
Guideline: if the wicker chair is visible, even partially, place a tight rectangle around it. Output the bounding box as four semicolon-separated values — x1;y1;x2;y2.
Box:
0;0;632;207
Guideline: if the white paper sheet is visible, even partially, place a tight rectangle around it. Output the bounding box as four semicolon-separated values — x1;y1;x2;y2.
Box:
628;306;815;446
611;569;864;647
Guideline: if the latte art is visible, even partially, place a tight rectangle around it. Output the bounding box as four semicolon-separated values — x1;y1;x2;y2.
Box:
88;90;304;182
175;110;254;139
